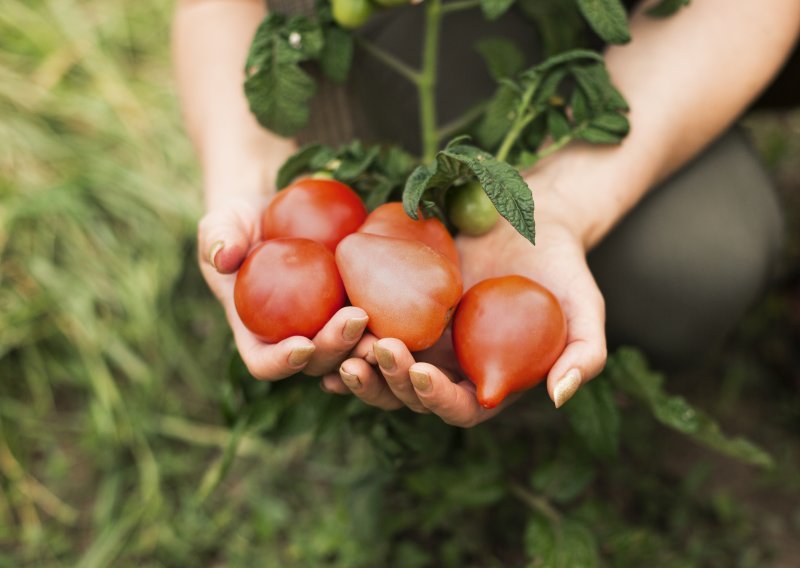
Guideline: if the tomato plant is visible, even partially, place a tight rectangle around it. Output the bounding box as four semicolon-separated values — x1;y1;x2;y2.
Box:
234;238;346;343
358;202;460;267
331;0;374;29
447;181;500;237
262;178;367;252
452;275;567;408
336;232;462;351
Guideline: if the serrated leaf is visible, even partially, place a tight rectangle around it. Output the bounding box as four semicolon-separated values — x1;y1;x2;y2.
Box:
563;379;620;459
576;0;631;44
647;0;690;18
475;37;525;80
480;0;516;21
404;145;535;243
606;348;775;468
336;145;380;179
276;143;326;188
320;26;354;83
244;15;324;136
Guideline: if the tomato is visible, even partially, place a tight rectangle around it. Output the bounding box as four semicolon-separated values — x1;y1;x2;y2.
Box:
234;238;346;343
336;233;463;351
447;181;500;237
358;202;460;267
331;0;374;29
262;178;367;253
452;276;567;409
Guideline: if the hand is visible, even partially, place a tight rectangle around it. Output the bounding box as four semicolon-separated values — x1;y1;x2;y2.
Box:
320;191;607;426
198;196;370;380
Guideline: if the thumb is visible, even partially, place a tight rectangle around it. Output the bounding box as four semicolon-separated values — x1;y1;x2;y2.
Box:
198;198;265;274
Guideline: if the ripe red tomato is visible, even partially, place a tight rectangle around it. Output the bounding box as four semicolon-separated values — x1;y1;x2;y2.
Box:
452;276;567;409
262;179;367;252
358;202;460;267
336;233;463;351
234;238;346;343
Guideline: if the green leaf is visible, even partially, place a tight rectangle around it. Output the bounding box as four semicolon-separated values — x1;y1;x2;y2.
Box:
577;125;624;144
525;514;600;567
531;449;596;504
320;26;354;83
589;112;629;135
475;37;525;81
606;348;775;469
524;48;604;78
475;82;520;150
517;0;586;57
276;143;326;188
576;0;631;44
480;0;517;21
563;378;620;459
647;0;691;18
571;88;590;123
546;108;571;141
244;15;325;137
403;144;535;243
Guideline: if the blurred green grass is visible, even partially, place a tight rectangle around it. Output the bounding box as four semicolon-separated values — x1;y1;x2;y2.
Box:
2;1;800;566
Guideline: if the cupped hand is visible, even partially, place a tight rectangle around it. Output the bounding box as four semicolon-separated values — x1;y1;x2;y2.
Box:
321;191;607;426
198;196;370;380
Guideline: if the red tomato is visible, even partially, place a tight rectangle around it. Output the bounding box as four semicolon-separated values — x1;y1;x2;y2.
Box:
336;233;463;351
452;276;567;409
358;202;460;267
234;238;346;343
262;179;367;252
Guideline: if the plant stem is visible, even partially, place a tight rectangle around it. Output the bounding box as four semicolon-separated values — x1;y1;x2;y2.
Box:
420;0;443;162
510;483;562;526
495;78;541;163
441;0;481;15
356;37;421;85
534;133;575;162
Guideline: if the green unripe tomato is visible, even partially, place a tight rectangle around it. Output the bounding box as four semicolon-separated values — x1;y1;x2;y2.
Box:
310;170;335;180
332;0;374;29
448;181;500;237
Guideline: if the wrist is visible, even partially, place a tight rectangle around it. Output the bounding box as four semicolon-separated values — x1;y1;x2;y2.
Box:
522;142;656;250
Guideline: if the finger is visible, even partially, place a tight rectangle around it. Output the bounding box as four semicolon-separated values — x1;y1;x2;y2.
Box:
352;333;379;364
320;373;351;395
408;363;505;428
373;339;428;413
303;307;369;376
198;198;265;274
547;276;608;409
227;301;317;380
339;358;403;411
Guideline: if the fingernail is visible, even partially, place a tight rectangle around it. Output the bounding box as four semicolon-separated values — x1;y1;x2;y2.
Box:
554;368;582;409
409;369;431;393
342;316;369;341
365;349;377;365
374;344;396;371
209;240;224;271
288;345;315;367
339;367;361;389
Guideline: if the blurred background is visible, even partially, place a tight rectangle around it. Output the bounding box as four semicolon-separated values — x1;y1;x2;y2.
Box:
1;1;799;566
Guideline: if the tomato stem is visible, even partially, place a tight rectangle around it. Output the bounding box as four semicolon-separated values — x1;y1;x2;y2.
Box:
420;0;442;163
